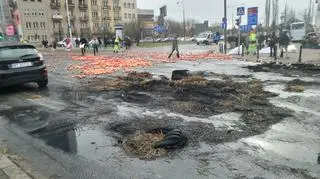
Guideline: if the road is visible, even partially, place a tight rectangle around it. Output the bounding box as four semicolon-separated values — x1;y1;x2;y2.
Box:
0;44;320;179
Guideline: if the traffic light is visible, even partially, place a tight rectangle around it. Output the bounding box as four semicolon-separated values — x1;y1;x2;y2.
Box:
235;18;240;26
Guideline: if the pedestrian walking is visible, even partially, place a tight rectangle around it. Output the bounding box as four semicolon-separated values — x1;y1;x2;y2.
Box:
65;36;72;51
269;32;278;58
79;37;88;56
75;38;80;48
279;31;290;59
91;36;99;56
168;36;180;58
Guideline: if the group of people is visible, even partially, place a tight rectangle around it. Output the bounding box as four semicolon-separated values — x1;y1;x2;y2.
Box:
62;36;133;56
245;30;291;59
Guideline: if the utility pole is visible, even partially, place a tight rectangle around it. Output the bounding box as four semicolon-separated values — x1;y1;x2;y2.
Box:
177;1;186;39
224;0;227;54
66;0;72;39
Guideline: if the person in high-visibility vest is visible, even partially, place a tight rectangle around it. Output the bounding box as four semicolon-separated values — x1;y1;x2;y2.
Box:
248;30;257;55
113;37;120;53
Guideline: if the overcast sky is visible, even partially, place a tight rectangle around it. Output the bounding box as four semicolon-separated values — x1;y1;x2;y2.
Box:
137;0;312;26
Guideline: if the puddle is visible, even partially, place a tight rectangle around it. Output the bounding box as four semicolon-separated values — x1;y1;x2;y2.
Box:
39;125;122;162
1;106;49;133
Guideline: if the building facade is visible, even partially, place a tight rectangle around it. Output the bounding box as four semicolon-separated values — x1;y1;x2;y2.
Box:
137;9;154;37
3;0;134;43
122;0;137;22
14;0;52;42
0;0;12;33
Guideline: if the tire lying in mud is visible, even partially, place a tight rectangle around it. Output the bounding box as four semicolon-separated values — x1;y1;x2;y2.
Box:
153;129;188;149
171;70;189;80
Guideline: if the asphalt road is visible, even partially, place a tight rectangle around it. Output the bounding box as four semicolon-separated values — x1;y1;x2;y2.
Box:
1;45;320;179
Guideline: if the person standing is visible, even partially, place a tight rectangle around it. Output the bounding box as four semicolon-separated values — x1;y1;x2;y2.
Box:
279;31;290;59
248;31;257;55
79;37;88;56
168;36;180;58
91;36;99;56
269;32;278;58
113;37;120;53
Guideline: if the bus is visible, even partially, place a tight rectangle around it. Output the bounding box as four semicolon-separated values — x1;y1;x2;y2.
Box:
290;22;306;42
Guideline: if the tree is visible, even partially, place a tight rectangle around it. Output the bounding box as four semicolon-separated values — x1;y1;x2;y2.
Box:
165;19;183;36
265;0;271;27
124;20;142;44
208;23;223;34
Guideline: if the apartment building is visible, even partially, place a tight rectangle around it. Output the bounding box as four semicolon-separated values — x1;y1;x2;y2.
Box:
0;0;12;32
2;0;134;42
122;0;137;22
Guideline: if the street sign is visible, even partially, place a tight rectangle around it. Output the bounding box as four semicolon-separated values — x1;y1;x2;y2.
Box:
247;7;258;25
240;25;252;33
237;7;245;16
153;25;164;33
221;22;227;30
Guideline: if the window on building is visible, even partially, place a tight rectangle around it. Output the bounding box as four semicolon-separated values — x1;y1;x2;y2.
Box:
91;0;97;5
103;1;108;7
92;11;98;17
123;3;126;8
124;13;127;19
38;0;42;2
132;3;134;9
128;13;131;19
132;14;135;19
127;3;130;8
94;23;99;28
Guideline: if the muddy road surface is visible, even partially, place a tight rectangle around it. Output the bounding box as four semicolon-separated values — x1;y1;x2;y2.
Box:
1;50;320;179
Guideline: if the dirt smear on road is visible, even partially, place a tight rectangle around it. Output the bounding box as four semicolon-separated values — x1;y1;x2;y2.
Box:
84;72;291;151
246;62;320;77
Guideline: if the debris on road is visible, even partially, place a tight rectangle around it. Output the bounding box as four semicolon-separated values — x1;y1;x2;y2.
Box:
68;52;232;78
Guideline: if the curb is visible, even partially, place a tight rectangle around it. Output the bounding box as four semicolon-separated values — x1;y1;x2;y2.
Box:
0;154;31;179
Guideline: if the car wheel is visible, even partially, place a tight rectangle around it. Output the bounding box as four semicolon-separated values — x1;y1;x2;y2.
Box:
205;41;209;45
197;42;200;45
37;79;48;89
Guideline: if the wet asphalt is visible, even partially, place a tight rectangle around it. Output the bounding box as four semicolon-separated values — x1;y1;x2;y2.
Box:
0;45;320;179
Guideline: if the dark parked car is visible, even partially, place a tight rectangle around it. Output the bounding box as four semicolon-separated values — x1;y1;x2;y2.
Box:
0;42;48;88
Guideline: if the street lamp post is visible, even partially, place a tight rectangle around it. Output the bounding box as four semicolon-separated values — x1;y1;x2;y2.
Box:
66;0;72;39
224;0;227;54
177;1;186;39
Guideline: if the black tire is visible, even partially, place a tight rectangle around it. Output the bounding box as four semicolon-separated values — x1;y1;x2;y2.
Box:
197;42;200;45
205;41;209;45
37;79;48;89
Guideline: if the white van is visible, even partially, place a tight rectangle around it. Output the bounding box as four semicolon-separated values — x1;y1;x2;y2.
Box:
196;31;214;45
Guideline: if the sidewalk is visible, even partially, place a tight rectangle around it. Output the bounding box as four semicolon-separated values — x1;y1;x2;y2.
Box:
232;48;320;64
0;153;31;179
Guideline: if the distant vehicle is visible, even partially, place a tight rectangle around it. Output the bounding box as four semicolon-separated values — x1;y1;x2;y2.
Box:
0;42;48;88
196;31;214;45
290;22;306;42
140;37;154;43
162;37;175;42
155;38;162;42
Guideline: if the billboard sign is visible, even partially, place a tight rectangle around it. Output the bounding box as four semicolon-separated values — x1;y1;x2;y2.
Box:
248;7;258;25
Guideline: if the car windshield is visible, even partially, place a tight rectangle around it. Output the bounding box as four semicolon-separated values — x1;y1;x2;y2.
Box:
0;46;37;60
198;33;207;38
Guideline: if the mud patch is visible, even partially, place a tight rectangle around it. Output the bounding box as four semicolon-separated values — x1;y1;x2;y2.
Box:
246;62;320;77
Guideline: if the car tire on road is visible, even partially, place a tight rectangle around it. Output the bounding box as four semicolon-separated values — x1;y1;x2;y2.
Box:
37;79;48;89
